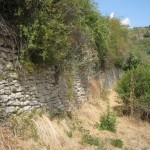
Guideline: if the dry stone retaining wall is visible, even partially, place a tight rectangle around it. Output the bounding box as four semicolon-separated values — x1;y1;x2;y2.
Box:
0;36;121;115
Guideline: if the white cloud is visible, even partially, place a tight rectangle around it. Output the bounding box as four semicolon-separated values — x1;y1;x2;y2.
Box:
110;12;115;19
121;18;130;26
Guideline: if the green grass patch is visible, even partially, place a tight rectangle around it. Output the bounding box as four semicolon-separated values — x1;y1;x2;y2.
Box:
111;139;123;148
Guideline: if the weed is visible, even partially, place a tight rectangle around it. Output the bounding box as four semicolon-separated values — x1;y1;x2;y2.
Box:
111;139;123;148
96;110;116;132
65;130;73;138
80;133;100;146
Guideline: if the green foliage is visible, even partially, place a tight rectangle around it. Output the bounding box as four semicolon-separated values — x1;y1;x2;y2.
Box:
116;65;150;115
107;18;129;68
111;139;123;148
114;55;124;68
130;27;150;58
97;110;116;132
80;133;100;146
138;38;150;54
143;31;150;37
0;0;130;71
65;130;73;138
123;52;141;70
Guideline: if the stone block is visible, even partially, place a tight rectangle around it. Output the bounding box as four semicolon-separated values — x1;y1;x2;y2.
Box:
23;106;32;111
5;62;14;71
0;95;9;102
0;52;6;59
15;92;23;99
4;90;11;95
6;106;16;114
0;89;4;95
8;72;18;80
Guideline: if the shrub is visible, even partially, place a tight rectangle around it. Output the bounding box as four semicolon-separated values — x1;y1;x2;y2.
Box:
116;65;150;116
97;110;116;132
122;53;141;71
111;139;123;148
143;32;150;38
81;133;100;146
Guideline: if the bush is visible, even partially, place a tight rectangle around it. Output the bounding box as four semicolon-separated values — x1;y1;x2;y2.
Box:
116;65;150;116
111;139;123;148
122;53;141;71
97;110;116;132
143;32;150;38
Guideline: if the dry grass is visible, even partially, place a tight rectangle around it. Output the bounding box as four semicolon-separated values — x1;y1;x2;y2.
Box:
88;78;101;100
32;115;80;150
0;126;40;150
0;81;150;150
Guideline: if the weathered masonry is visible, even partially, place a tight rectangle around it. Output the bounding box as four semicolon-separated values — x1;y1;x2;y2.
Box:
0;36;88;115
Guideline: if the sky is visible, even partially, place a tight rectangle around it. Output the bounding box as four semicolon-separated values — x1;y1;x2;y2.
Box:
94;0;150;27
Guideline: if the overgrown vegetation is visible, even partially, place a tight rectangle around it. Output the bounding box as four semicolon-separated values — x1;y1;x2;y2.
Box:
116;65;150;118
116;26;150;120
0;0;130;72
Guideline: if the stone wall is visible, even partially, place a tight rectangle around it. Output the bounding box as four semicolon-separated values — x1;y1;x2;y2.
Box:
0;36;122;115
72;70;88;106
99;68;123;89
0;44;87;115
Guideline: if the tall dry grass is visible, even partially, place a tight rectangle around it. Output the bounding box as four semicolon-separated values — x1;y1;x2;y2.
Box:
0;126;40;150
88;79;101;100
0;113;81;150
33;115;80;150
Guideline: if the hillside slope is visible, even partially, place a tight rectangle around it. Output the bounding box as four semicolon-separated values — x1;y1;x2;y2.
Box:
130;26;150;63
0;84;150;150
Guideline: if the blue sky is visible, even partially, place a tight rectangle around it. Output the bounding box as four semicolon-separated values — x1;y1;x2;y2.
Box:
94;0;150;27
